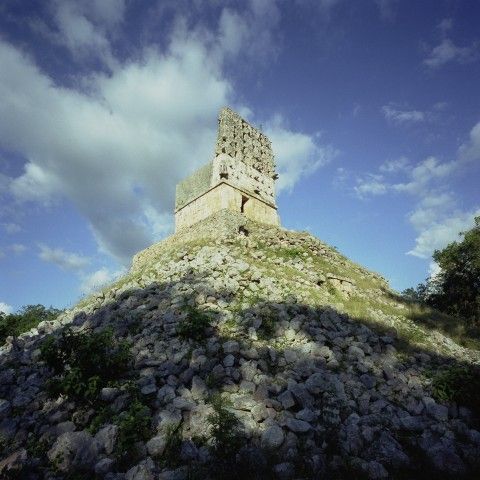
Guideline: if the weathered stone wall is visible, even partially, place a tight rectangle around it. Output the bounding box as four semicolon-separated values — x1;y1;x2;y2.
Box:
175;182;279;231
243;194;279;225
175;162;213;211
212;153;275;206
215;107;275;176
174;107;279;232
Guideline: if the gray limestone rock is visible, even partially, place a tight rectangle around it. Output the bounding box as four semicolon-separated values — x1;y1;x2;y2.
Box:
278;390;295;410
347;345;365;359
360;374;377;390
273;462;295;480
365;460;389;479
0;399;11;419
223;354;235;367
289;384;314;409
141;384;157;396
147;435;167;457
366;431;409;469
426;402;449;422
95;458;115;476
125;457;155;480
0;449;27;477
100;387;120;402
47;431;99;472
261;425;285;449
223;340;240;354
190;376;207;401
296;408;316;422
285;418;311;433
95;424;118;455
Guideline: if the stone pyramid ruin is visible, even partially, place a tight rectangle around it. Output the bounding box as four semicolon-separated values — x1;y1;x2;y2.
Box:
1;109;479;479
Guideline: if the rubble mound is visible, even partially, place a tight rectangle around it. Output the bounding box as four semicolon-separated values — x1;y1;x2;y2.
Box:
1;210;479;479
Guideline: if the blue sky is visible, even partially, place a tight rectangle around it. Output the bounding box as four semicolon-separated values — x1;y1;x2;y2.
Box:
0;0;479;314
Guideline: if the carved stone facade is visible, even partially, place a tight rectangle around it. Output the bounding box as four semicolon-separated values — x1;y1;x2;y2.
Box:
175;107;280;231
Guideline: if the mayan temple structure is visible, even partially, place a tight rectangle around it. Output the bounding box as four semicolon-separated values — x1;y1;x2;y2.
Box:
174;107;280;231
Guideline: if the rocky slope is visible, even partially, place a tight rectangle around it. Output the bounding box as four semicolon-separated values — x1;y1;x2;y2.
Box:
1;210;479;479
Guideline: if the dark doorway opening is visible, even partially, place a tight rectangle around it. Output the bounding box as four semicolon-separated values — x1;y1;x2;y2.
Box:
241;195;249;213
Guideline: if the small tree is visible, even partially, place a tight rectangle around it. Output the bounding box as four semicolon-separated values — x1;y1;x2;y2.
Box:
428;216;480;323
406;217;480;324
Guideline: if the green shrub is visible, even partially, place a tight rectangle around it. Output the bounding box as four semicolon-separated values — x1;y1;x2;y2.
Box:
429;364;480;417
160;423;183;468
115;399;152;468
279;247;304;261
204;395;246;478
87;406;113;434
177;306;212;341
257;311;276;340
0;304;62;344
208;395;243;459
40;327;131;404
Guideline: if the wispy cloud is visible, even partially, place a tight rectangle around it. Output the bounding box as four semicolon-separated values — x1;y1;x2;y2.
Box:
437;18;453;35
354;175;388;197
382;104;425;124
353;120;480;258
38;245;90;271
10;243;27;254
2;222;21;234
392;156;456;194
423;38;479;68
375;0;398;21
379;157;409;173
0;243;27;257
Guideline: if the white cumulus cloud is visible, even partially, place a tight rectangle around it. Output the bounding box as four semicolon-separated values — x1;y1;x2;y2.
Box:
354;175;388;197
80;267;126;294
0;6;334;265
0;302;13;315
407;208;480;259
266;116;337;193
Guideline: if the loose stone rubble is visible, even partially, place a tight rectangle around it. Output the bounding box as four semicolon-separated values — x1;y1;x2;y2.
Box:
0;210;479;479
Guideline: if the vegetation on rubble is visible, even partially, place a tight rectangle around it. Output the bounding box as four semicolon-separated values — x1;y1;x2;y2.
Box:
40;327;131;404
403;217;479;334
115;398;153;469
427;364;480;419
0;304;62;344
177;306;213;341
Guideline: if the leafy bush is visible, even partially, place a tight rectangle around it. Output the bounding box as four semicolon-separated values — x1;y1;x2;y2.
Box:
160;423;183;468
429;364;480;418
0;304;62;344
177;306;212;341
40;327;131;404
279;247;304;261
208;395;243;465
257;311;276;340
115;399;152;468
